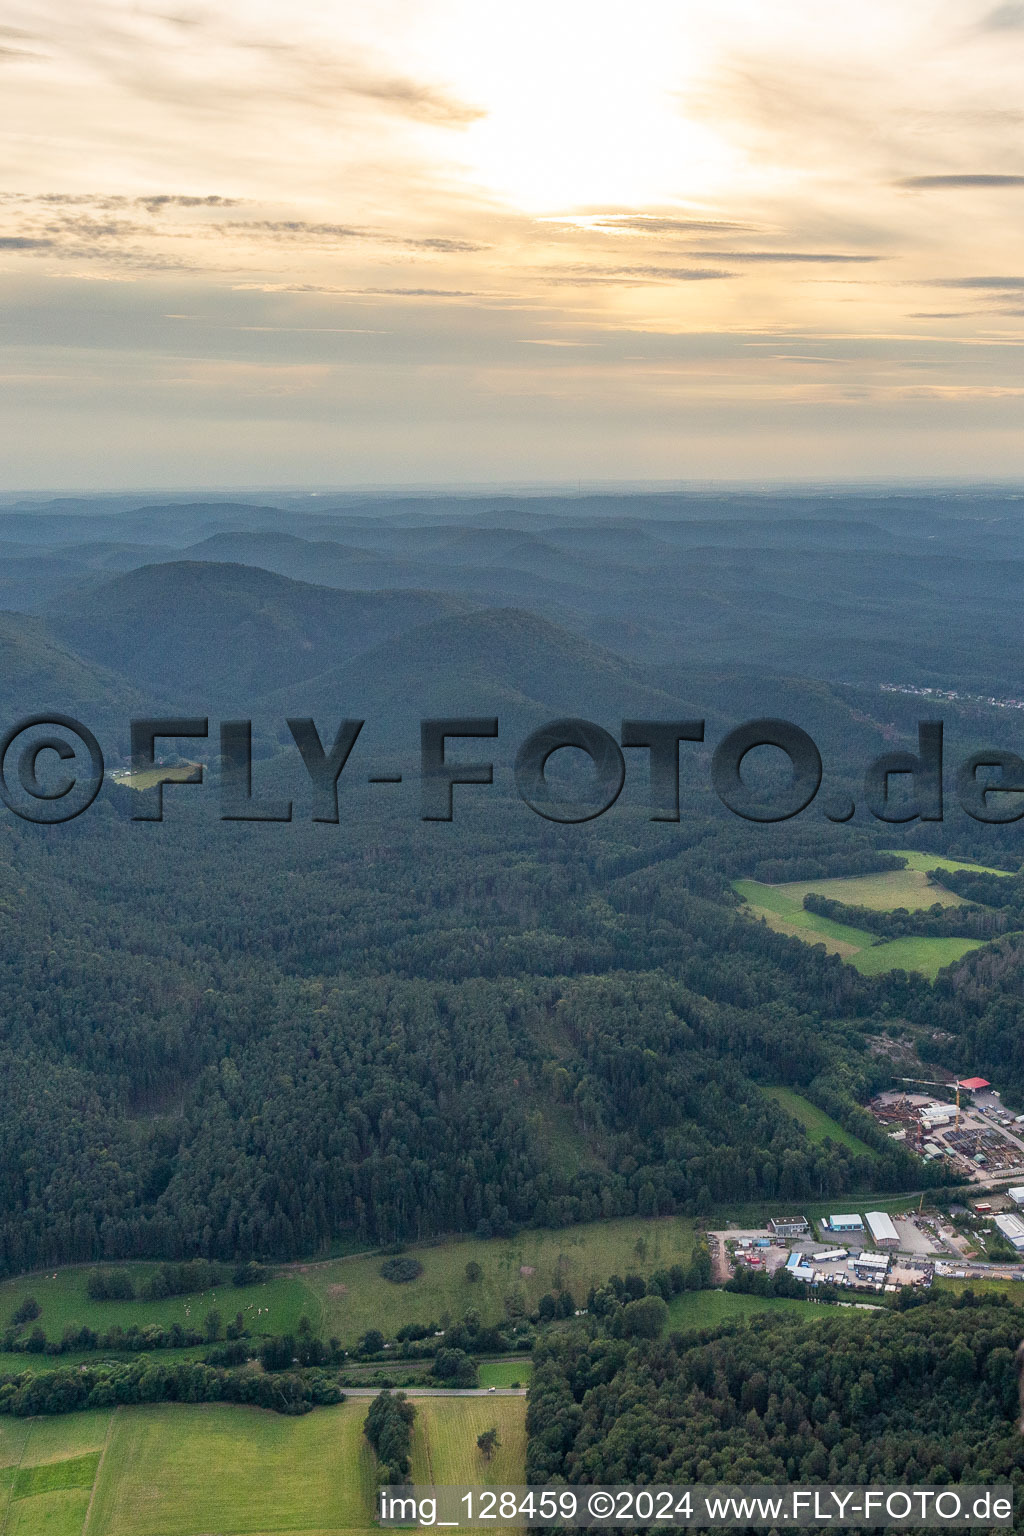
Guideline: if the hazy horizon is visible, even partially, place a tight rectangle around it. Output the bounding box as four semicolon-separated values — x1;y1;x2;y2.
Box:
6;476;1024;501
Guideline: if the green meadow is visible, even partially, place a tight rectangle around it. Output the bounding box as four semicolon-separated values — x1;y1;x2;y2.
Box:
301;1215;695;1344
477;1359;531;1388
409;1397;527;1488
764;1087;876;1157
733;848;1003;980
666;1289;818;1330
0;1217;695;1363
0;1396;528;1536
889;850;1015;877
0;1264;311;1356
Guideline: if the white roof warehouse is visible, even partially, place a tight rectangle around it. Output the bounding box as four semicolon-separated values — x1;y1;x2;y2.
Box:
995;1213;1024;1251
865;1211;900;1247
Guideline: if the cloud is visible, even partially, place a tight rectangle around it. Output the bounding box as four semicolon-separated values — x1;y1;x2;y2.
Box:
225;35;483;125
543;213;753;236
550;265;736;285
979;2;1024;27
0;24;42;57
229;220;370;239
926;275;1024;288
328;69;483;127
413;237;481;252
0;236;54;248
0;192;241;212
697;250;881;262
897;174;1024;188
137;194;242;211
223;220;483;252
38;215;151;239
363;287;478;297
232;282;479;298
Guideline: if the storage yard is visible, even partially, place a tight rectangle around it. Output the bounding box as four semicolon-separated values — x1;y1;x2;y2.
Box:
867;1078;1024;1183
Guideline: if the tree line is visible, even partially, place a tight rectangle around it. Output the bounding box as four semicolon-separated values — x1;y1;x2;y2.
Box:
526;1291;1024;1488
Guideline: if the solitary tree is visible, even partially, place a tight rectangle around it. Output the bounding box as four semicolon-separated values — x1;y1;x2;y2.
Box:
477;1427;500;1460
465;1261;482;1283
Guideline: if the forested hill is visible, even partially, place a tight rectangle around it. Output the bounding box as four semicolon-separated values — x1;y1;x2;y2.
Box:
7;485;1024;695
0;782;933;1276
527;1296;1024;1489
2;491;1024;1277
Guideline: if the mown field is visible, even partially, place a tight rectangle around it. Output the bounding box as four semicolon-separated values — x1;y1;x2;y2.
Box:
0;1396;528;1536
109;764;201;791
478;1359;532;1388
850;936;987;978
763;1087;876;1157
733;879;985;980
0;1217;694;1363
666;1289;819;1330
301;1215;696;1344
732;849;1007;979
890;851;1015;877
0;1264;311;1375
0;1410;111;1536
774;865;965;912
409;1397;527;1488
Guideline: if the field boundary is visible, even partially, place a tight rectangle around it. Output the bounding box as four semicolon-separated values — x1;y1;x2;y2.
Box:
81;1406;117;1536
0;1422;28;1536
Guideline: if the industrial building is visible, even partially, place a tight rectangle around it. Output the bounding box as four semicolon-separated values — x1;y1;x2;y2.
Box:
768;1215;809;1238
994;1213;1024;1251
828;1214;864;1232
851;1251;889;1280
1008;1188;1024;1208
784;1253;816;1283
921;1104;956;1128
864;1211;900;1248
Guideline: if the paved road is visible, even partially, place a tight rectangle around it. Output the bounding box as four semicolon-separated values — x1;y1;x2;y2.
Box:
341;1386;526;1397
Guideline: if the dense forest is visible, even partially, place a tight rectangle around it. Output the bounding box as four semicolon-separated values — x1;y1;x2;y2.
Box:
526;1294;1024;1489
0;778;942;1274
2;492;1024;1275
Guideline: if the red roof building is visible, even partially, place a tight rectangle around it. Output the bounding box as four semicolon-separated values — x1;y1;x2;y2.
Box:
958;1077;991;1091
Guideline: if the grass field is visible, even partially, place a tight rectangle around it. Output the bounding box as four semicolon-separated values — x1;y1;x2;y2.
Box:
0;1410;111;1536
478;1359;532;1388
888;850;1015;877
302;1215;695;1345
109;764;200;792
0;1394;528;1536
0;1265;313;1360
410;1397;527;1488
774;867;966;912
933;1276;1024;1304
85;1402;379;1536
850;936;986;978
666;1289;817;1330
733;879;872;956
764;1087;875;1157
0;1217;694;1368
734;871;987;980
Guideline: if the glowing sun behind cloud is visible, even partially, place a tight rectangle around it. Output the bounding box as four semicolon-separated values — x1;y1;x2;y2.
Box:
431;0;739;211
1;0;1024;485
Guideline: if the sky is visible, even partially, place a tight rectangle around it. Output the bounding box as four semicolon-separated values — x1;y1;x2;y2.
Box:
2;0;1024;486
